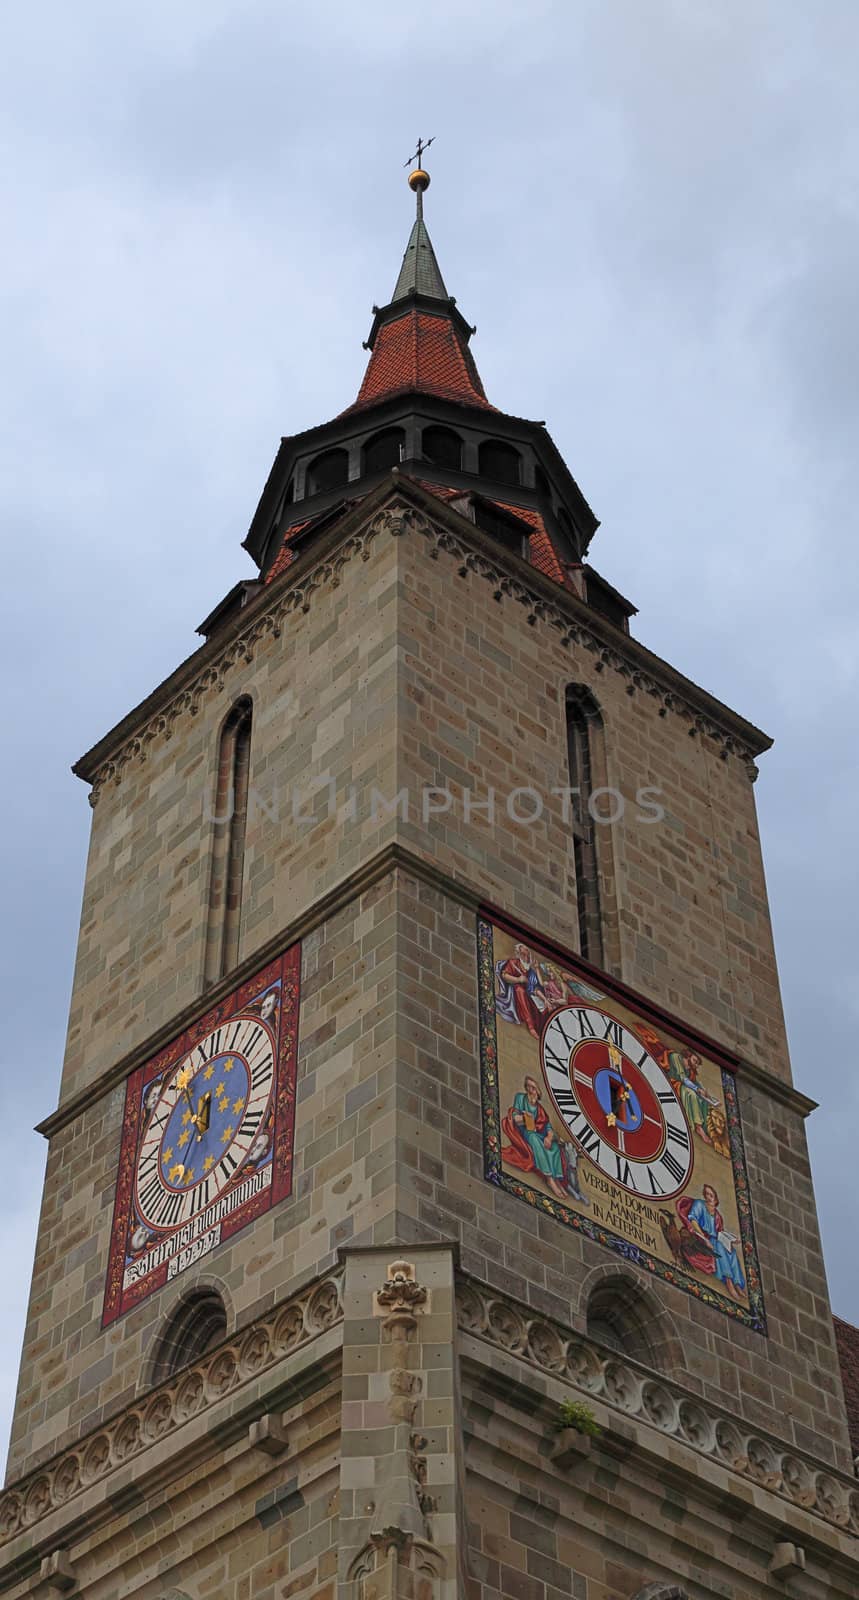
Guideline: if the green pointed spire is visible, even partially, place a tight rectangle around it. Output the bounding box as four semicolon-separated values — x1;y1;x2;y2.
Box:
391;169;449;303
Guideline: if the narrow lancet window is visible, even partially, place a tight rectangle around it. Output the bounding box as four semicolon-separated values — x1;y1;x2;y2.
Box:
566;685;604;968
204;697;252;985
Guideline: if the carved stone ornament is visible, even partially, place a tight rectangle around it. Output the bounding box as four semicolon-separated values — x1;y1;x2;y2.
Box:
456;1276;859;1541
374;1259;430;1320
0;1272;343;1547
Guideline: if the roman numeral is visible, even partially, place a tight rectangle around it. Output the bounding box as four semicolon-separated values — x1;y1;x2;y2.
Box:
647;1167;665;1196
657;1090;676;1104
198;1177;211;1212
615;1155;632;1187
229;1021;243;1050
602;1019;623;1048
206;1028;222;1060
552;1014;576;1049
576;1125;601;1163
553;1088;577;1116
148;1108;170;1134
138;1147;160;1178
139;1176;163;1213
636;1049;650;1069
251;1058;273;1091
660;1149;685;1185
239;1108;264;1138
575;1010;596;1038
219;1151;239;1184
666;1122;690;1149
155;1190;184;1230
544;1044;569;1074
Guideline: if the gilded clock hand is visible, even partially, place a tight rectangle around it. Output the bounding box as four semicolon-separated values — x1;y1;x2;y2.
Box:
176;1065;206;1136
195;1092;212;1139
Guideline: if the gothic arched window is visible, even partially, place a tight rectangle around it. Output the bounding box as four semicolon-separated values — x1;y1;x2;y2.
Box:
479;439;521;485
422;425;462;470
151;1289;227;1384
306;447;349;495
362;427;405;474
566;685;604;967
204;697;252;986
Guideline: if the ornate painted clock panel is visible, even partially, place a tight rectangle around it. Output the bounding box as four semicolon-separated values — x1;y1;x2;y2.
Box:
103;945;300;1327
478;915;765;1332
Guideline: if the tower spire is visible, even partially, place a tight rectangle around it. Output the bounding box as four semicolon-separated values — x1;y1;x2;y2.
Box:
392;141;448;302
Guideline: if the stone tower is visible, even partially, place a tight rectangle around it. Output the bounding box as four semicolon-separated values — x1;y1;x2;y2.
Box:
2;165;858;1600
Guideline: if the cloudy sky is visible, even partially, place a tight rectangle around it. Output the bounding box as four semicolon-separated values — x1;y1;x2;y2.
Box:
2;1;857;1466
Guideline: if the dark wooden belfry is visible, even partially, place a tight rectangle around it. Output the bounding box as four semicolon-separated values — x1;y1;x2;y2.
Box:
242;158;614;601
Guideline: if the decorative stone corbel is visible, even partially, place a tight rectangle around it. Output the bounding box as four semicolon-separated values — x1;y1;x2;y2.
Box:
32;1550;77;1594
769;1542;806;1578
549;1428;593;1470
248;1413;289;1456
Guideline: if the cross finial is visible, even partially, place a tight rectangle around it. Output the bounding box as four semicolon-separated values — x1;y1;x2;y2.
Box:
404;135;435;172
404;137;434;217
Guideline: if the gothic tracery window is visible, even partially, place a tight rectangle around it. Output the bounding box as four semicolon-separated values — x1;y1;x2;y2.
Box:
151;1289;227;1384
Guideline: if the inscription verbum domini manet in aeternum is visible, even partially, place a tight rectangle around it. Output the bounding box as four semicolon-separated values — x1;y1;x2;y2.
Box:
478;914;765;1332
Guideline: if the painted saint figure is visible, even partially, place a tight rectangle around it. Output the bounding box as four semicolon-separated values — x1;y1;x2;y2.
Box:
495;944;547;1036
667;1050;717;1143
501;1075;567;1200
539;962;567;1010
676;1184;746;1301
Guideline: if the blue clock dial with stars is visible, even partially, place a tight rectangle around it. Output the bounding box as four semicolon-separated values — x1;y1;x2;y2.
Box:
134;1017;276;1235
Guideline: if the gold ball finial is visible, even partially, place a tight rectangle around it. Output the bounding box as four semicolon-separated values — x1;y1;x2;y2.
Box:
408;168;430;194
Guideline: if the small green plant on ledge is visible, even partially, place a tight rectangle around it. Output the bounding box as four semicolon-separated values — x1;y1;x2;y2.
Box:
555;1399;602;1438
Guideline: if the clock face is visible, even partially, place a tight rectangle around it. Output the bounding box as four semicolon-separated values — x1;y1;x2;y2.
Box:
480;917;765;1333
134;1018;276;1234
103;947;300;1328
541;1005;693;1197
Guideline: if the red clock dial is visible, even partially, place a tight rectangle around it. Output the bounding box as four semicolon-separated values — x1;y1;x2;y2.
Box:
541;1005;693;1198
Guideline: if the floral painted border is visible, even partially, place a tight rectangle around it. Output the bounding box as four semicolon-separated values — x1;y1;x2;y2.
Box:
477;915;766;1334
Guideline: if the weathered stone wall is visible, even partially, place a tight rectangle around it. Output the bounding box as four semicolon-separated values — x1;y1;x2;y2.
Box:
395;520;788;1083
390;866;852;1471
7;876;398;1483
60;527;402;1104
7;493;852;1590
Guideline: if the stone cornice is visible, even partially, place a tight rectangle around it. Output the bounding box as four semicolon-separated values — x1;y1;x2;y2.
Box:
0;1271;343;1583
455;1273;859;1550
38;843;815;1141
73;478;771;804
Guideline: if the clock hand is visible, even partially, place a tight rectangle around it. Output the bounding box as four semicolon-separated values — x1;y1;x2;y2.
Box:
176;1064;213;1132
195;1092;212;1139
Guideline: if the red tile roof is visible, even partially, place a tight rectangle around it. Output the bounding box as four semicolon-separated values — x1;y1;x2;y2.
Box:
347;310;493;413
265;519;312;583
494;500;566;585
834;1316;859;1457
264;488;567;597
